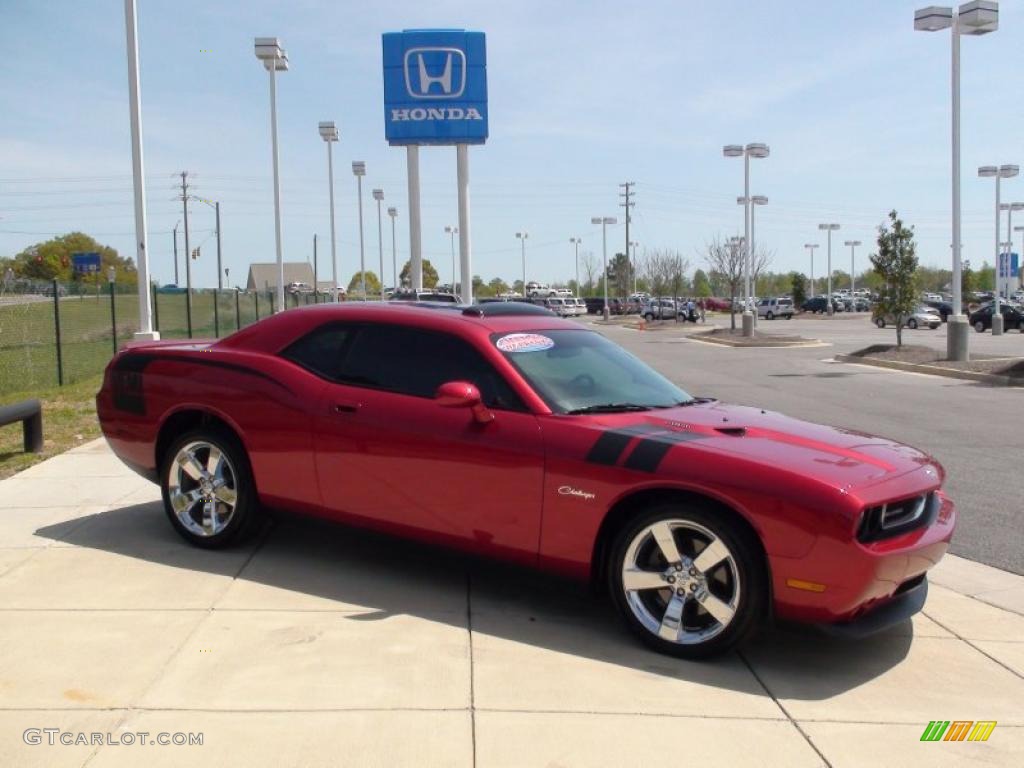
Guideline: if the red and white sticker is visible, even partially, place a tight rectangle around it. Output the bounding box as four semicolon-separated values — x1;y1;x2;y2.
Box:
495;333;555;353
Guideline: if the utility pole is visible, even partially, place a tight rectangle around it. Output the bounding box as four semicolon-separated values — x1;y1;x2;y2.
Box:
215;201;222;290
179;171;193;337
619;182;635;287
172;221;179;285
313;234;318;301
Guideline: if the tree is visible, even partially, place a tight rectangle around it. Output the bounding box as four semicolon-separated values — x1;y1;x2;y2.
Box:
750;245;773;299
692;269;712;297
579;251;598;295
347;270;381;297
961;260;977;298
398;258;439;289
608;252;633;293
790;272;807;307
487;276;509;295
13;232;136;285
870;210;919;347
704;237;745;330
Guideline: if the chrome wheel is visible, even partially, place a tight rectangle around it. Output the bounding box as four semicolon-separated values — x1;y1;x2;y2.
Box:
621;519;741;645
167;440;238;537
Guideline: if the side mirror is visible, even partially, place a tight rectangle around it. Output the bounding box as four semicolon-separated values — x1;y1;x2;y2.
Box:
435;381;494;424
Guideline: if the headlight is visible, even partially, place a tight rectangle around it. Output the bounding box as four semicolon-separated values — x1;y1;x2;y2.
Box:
857;492;938;543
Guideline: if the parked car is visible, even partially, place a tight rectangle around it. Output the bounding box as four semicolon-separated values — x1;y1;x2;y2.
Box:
287;282;314;295
543;297;574;317
390;290;459;303
583;297;606;314
755;297;794;320
924;300;954;322
702;297;731;311
155;283;187;295
873;306;941;330
800;296;839;314
641;298;678;321
968;303;1024;333
96;300;955;659
570;297;587;317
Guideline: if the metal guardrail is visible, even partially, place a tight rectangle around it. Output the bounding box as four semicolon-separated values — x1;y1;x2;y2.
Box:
0;398;43;453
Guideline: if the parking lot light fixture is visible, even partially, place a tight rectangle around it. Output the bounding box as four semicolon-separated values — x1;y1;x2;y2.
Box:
387;207;398;290
818;224;840;315
979;164;1018;333
516;231;528;296
318;121;340;301
254;37;289;311
1014;225;1024;289
352;161;366;298
915;2;999;359
724;143;769;336
570;237;582;297
372;189;385;301
804;244;819;298
592;217;617;319
999;202;1024;301
629;240;640;294
844;240;862;295
447;226;460;293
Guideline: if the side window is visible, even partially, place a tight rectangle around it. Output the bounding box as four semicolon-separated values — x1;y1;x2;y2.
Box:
338;325;526;411
281;324;352;380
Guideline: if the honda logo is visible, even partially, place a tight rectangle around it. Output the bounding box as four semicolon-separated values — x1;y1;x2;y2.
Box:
404;47;466;99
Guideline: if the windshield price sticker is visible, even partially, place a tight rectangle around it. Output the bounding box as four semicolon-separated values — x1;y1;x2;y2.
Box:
496;333;554;353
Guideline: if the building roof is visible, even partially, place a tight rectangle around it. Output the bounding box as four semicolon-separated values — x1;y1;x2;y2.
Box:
246;262;316;291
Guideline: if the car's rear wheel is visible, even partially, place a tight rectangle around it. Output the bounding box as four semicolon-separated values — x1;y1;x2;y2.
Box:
161;428;262;548
607;503;765;658
907;318;918;330
766;311;774;320
975;321;986;333
875;317;885;328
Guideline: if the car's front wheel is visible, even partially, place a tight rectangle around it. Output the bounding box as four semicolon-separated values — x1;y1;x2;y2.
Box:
875;317;885;328
907;318;918;330
161;428;262;548
608;503;765;658
975;321;986;333
766;311;774;320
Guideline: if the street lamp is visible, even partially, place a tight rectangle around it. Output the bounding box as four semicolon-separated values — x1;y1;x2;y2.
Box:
629;240;640;294
516;231;528;296
804;243;819;298
844;240;862;295
1015;225;1024;292
254;37;288;312
570;237;582;297
978;164;1018;334
388;207;398;290
724;142;769;336
372;189;385;301
194;197;223;291
352;161;366;298
818;224;841;315
738;195;768;308
446;225;459;294
999;202;1023;303
591;217;617;319
318;121;340;302
915;1;999;359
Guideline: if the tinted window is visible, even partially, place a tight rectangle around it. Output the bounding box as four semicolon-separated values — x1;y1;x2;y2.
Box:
282;324;352;380
338;325;525;411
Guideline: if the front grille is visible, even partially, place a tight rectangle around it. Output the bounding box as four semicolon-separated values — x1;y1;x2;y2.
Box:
857;492;938;543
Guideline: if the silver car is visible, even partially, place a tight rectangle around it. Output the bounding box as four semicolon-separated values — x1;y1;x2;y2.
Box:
873;306;941;330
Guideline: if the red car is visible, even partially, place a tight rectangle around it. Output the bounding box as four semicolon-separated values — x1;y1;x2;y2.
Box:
96;302;955;658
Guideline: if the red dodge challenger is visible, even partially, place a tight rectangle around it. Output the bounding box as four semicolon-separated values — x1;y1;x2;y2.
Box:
96;301;955;657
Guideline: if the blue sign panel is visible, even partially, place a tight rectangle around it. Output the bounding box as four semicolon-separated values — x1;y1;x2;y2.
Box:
998;252;1019;278
71;252;101;274
382;29;487;146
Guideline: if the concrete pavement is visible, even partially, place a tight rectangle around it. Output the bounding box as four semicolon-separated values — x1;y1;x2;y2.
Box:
1;438;1023;767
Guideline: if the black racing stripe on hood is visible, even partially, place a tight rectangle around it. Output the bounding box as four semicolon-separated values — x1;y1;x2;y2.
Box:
584;424;664;466
622;431;708;473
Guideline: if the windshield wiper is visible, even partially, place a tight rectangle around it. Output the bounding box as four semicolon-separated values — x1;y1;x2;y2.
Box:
567;403;653;414
672;397;714;407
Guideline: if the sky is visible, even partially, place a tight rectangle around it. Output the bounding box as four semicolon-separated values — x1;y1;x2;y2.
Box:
2;0;1023;290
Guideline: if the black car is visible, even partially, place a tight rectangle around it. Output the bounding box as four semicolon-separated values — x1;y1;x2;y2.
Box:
968;303;1024;332
800;296;839;314
924;300;954;322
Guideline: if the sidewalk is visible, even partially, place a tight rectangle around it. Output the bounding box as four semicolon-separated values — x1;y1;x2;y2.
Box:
0;439;1021;767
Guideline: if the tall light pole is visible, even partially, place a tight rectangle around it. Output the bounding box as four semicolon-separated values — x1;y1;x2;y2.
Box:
978;165;1018;334
999;201;1023;302
195;197;222;291
592;217;617;319
844;240;862;295
172;221;180;285
1015;224;1024;292
804;243;819;299
254;37;288;312
388;207;398;291
352;161;366;298
446;225;459;293
124;0;157;339
740;195;767;306
818;224;840;315
724;142;769;336
915;2;999;359
629;240;640;294
318;121;340;301
570;237;582;297
373;189;385;301
516;231;528;295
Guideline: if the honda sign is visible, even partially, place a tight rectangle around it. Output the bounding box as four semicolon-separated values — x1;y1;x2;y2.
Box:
383;29;488;145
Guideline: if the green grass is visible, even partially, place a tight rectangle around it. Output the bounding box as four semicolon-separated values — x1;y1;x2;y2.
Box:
0;289;283;395
0;374;104;480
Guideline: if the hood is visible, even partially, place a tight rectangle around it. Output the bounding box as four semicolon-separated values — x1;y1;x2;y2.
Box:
584;401;942;498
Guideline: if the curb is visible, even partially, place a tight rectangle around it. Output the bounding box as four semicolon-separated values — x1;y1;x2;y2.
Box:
834;354;1024;387
691;332;828;348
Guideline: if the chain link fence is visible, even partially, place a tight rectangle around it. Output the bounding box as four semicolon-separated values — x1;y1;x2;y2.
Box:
1;281;332;394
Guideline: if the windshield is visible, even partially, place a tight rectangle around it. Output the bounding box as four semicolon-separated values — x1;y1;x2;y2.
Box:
493;329;692;414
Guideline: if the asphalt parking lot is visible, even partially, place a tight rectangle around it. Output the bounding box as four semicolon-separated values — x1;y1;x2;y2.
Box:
599;313;1024;575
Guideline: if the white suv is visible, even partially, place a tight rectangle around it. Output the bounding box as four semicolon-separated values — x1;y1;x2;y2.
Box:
756;297;794;320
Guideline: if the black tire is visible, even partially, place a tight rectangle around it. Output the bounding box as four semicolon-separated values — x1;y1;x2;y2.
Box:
160;427;263;549
875;318;885;329
907;318;918;330
766;311;774;320
975;321;986;333
607;501;766;659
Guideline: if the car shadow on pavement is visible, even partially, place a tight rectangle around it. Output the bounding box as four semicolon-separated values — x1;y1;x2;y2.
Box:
35;501;914;700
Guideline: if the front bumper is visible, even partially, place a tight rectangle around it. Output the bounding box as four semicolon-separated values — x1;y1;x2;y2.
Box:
816;575;928;638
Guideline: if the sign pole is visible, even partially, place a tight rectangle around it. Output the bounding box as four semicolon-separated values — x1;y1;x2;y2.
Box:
407;145;423;290
456;144;472;303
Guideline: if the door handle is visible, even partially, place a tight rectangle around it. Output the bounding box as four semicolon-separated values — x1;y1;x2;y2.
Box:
333;402;360;414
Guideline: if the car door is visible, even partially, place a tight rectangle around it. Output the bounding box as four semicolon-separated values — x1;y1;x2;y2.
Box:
304;322;545;564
